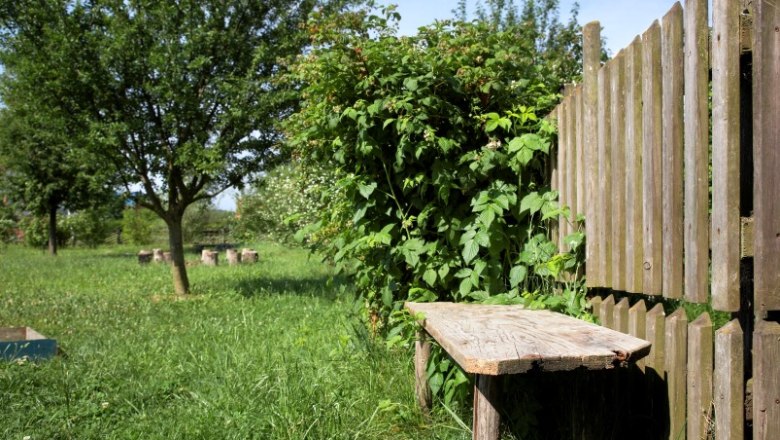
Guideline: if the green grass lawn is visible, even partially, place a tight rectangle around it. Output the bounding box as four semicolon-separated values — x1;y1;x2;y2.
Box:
0;243;470;439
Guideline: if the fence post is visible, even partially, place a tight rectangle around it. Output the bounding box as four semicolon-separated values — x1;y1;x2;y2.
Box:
714;319;744;439
583;21;601;288
683;0;710;304
661;4;684;299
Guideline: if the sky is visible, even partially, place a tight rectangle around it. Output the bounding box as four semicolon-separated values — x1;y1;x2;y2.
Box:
216;0;682;211
380;0;682;55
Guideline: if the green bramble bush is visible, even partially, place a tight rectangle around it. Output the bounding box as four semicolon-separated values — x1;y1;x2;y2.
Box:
285;10;589;408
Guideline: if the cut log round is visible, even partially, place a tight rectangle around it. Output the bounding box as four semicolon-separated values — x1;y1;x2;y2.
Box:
226;249;241;265
152;248;164;263
138;250;152;264
201;249;218;266
241;249;259;264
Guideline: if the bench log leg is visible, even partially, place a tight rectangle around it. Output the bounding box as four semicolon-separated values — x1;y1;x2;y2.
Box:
473;374;500;440
414;330;432;412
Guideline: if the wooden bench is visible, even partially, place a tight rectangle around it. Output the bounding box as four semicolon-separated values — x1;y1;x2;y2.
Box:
405;302;651;440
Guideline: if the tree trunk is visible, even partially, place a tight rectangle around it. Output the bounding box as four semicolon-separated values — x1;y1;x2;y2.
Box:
48;204;57;256
167;214;190;295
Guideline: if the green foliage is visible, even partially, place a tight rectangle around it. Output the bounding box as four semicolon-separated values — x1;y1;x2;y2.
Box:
289;17;582;310
288;11;588;408
454;0;584;86
121;208;163;246
17;215;61;248
0;0;367;291
235;162;340;243
181;201;235;244
61;206;121;248
0;197;17;243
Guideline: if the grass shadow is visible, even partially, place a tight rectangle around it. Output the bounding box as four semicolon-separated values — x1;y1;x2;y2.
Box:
199;273;352;302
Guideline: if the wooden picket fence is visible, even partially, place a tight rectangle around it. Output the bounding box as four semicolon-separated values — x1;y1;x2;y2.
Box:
548;0;780;438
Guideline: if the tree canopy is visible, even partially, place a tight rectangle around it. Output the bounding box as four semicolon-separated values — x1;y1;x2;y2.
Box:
0;0;363;292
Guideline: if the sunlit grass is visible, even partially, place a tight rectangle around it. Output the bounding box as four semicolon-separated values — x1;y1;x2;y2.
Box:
0;242;469;439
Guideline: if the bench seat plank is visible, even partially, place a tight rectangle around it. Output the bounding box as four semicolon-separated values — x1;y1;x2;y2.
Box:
406;302;651;375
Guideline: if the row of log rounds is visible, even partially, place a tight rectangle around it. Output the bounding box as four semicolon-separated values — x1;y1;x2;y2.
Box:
589;294;748;440
137;248;259;265
201;248;259;266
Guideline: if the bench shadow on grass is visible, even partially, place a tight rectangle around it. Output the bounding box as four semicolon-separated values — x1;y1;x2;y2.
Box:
208;273;351;301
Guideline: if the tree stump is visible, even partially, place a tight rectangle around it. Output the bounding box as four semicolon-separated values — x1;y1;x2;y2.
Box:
152;248;164;263
226;249;241;265
162;252;172;263
241;248;259;263
138;250;153;264
201;249;218;266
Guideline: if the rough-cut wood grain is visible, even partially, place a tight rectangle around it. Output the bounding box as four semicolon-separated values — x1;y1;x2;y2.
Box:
551;107;561;251
642;21;663;296
600;295;616;330
226;248;241;265
645;303;666;374
557;102;567;249
584;22;602;288
661;4;684;299
415;330;432;412
687;312;713;440
628;300;647;370
741;216;755;258
241;249;259;263
684;0;710;304
714;319;744;440
575;87;584;222
405;302;651;375
201;249;218;266
566;92;577;247
625;36;644;294
596;62;612;289
614;297;629;334
753;0;780;313
590;296;602;317
473;374;500;440
711;0;742;311
628;300;647;340
753;320;780;439
665;308;688;440
610;51;627;291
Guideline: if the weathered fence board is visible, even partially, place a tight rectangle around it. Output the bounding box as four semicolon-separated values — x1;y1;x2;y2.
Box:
642;21;663;296
644;303;665;373
557;102;567;250
566;91;577;247
683;0;710;304
710;0;742;312
599;295;615;330
687;313;713;440
575;87;584;223
609;51;627;292
628;299;646;370
612;297;628;334
714;319;744;440
550;111;560;251
595;57;612;288
584;22;602;288
753;320;780;439
661;3;684;299
625;36;644;294
753;0;780;313
665;308;688;440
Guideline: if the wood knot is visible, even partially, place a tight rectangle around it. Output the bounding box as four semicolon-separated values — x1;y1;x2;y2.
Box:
643;262;651;270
